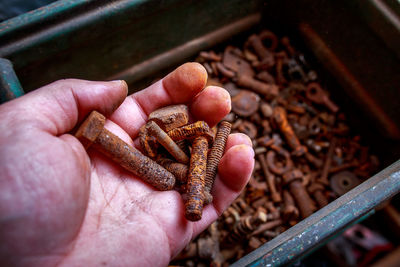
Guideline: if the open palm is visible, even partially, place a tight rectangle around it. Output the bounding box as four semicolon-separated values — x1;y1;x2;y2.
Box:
0;63;254;266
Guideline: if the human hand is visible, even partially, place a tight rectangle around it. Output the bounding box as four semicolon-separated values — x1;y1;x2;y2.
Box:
0;63;254;266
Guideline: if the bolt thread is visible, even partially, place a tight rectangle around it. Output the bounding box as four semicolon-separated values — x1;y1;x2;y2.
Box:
185;136;208;221
205;121;232;193
168;121;209;141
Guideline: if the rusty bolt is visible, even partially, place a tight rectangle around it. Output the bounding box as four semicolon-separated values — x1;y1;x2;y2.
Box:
283;169;316;219
146;121;189;164
148;104;189;132
168;121;211;141
319;137;337;185
75;111;176;190
308;182;329;208
306;83;339;113
273;106;307;156
185;128;214;221
205;121;232;194
245;34;275;70
156;158;188;183
282;190;299;222
236;74;279;98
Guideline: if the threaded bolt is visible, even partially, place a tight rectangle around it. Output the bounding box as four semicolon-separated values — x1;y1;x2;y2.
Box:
157;158;188;183
185;135;209;221
168;121;210;141
75;111;176;190
205;121;232;194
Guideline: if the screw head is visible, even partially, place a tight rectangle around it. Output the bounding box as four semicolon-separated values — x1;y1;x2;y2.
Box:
75;110;105;149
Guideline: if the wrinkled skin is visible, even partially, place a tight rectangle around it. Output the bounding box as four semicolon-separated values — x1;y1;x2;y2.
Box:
0;63;254;266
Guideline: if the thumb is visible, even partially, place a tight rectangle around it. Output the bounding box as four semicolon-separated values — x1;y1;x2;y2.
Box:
1;79;128;135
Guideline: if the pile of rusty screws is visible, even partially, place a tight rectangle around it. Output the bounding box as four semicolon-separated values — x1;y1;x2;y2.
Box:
172;27;380;265
76;104;232;222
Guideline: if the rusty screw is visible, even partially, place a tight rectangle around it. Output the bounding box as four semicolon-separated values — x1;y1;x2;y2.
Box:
273;106;307;156
205;121;232;195
156;158;188;183
75;111;176;190
283;169;317;219
185;128;214;221
257;152;281;203
282;190;299;222
146;121;189;164
168;121;210;141
308;182;329;208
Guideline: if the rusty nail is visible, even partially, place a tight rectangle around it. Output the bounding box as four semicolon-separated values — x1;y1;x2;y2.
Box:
157;158;188;183
306;82;339;113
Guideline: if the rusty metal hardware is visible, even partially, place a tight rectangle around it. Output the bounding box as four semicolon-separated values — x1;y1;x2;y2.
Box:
306;82;339;113
146;121;189;164
205;121;232;194
308;182;329;208
236;73;279;98
330;171;361;197
283;169;317;219
282;190;299;222
173;27;381;265
257;152;281;203
76;111;176;191
266;149;293;175
185;135;209;221
231;90;260;117
148;104;189;132
273;106;307;156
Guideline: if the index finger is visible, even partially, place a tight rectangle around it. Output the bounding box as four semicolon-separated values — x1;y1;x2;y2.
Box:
109;63;207;137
